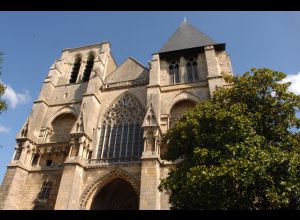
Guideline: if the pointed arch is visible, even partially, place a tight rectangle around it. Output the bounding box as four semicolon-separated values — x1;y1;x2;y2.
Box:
46;107;78;143
97;93;145;160
79;168;140;210
167;91;200;128
167;91;201;114
82;53;95;82
69;55;82;83
48;106;78;126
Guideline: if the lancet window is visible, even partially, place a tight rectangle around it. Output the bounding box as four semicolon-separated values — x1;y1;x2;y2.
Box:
82;54;95;82
69;56;81;83
186;57;199;82
169;60;180;84
38;181;52;200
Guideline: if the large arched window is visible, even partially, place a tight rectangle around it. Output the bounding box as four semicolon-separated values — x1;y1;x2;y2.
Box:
169;60;180;84
69;56;81;83
169;100;196;128
82;54;95;82
97;94;145;159
186;57;199;83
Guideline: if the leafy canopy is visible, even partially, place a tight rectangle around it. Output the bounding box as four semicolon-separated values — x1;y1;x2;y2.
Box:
0;51;7;113
159;68;300;209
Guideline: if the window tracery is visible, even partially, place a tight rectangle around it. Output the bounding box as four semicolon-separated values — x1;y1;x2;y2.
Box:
169;60;180;84
186;57;199;83
38;181;52;200
97;94;145;159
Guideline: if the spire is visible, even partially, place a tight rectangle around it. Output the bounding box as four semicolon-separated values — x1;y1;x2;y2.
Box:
159;20;218;53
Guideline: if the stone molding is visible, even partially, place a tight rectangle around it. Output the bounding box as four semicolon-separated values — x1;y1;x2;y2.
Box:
79;167;140;210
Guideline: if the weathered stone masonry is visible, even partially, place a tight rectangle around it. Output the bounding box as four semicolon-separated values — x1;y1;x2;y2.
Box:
0;20;233;210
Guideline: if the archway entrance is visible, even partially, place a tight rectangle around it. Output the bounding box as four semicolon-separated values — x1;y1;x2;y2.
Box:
90;178;139;210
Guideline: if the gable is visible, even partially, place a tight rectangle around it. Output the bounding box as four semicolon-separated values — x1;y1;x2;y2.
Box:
105;57;149;84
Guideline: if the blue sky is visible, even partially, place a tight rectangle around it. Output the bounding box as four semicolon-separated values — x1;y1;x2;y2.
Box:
1;12;300;182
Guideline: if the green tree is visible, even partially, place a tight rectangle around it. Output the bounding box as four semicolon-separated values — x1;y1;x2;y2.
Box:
159;68;300;209
0;51;7;113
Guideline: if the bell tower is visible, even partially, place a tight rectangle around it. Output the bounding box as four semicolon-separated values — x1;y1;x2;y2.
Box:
139;19;233;210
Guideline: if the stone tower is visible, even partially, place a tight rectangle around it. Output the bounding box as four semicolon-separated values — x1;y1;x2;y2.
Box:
0;20;233;210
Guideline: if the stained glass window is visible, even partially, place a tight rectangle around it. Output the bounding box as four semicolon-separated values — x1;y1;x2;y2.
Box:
97;94;145;159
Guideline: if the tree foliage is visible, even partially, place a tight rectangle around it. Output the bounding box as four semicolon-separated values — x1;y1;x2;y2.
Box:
159;68;300;209
0;51;7;113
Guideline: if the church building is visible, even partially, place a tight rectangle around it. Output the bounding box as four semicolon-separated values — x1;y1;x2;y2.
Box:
0;20;233;210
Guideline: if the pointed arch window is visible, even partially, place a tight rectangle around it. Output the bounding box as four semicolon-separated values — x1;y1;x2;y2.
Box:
169;60;180;84
69;56;81;83
38;181;52;200
82;54;95;82
97;94;145;160
186;57;199;83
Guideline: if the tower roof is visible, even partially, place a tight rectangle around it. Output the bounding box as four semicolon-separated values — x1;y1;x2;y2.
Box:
158;20;219;54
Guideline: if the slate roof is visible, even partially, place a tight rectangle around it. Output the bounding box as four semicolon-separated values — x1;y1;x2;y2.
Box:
159;20;218;54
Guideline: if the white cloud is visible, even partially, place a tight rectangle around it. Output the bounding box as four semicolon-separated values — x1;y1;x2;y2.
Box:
283;72;300;95
1;81;31;109
0;124;10;133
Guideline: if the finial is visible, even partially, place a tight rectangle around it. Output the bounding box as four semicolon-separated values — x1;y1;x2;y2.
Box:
184;17;187;22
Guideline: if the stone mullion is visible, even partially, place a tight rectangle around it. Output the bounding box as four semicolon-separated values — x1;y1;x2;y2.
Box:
112;125;119;158
179;57;185;83
96;127;102;159
118;124;125;159
131;123;136;157
106;125;113;159
125;124;130;158
100;125;108;159
192;59;199;82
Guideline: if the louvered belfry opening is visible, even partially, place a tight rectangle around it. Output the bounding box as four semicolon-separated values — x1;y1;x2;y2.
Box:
82;54;94;82
69;56;81;83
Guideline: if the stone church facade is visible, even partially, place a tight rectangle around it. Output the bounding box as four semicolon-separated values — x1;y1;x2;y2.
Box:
0;20;233;210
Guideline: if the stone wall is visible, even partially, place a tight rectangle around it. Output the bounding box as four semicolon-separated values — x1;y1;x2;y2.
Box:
20;170;63;210
0;167;28;209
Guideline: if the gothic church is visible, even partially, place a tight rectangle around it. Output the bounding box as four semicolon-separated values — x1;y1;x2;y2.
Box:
0;20;233;210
